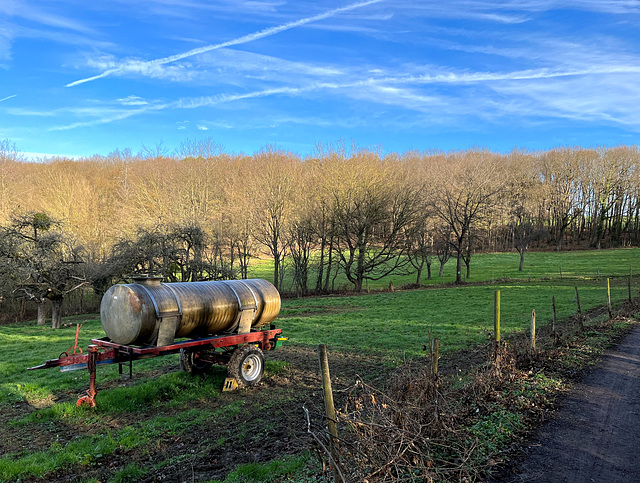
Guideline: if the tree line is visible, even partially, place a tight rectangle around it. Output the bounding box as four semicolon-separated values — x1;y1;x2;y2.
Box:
0;139;638;325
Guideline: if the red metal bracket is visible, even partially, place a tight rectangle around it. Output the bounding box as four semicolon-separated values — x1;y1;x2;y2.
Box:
61;324;83;357
76;345;98;408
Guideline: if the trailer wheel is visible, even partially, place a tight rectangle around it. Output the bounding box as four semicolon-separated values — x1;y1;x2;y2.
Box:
228;345;264;387
180;349;213;374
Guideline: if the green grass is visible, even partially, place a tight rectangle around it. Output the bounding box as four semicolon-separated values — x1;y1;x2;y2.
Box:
111;463;149;483
468;409;526;460
278;277;638;357
0;427;147;480
249;247;640;291
0;399;265;481
0;315;188;408
205;452;316;483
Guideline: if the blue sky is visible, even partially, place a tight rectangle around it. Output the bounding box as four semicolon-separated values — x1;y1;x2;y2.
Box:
1;0;639;159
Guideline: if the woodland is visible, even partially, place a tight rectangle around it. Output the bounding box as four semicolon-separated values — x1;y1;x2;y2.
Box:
0;139;638;327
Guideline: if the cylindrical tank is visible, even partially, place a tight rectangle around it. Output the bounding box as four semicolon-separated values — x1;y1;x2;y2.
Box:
100;278;281;346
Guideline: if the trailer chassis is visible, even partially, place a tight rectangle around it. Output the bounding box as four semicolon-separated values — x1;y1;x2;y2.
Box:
29;326;284;407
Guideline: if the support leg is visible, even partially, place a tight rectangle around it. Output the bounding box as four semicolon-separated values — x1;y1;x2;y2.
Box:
77;345;99;407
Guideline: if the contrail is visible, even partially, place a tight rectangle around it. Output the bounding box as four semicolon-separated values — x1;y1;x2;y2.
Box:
0;95;16;102
66;0;384;87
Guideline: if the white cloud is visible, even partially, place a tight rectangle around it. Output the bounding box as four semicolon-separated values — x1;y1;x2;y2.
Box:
48;57;640;132
117;95;149;106
0;1;93;34
401;0;640;18
66;0;385;87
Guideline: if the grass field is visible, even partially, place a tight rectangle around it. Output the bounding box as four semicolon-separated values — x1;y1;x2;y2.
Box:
0;248;639;481
249;247;640;291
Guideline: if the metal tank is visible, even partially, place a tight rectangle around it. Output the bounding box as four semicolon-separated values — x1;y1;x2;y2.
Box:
100;277;281;347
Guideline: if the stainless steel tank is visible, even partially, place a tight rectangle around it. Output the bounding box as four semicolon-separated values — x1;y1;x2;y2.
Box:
100;277;281;346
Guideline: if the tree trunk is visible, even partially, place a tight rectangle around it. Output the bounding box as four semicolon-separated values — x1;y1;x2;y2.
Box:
415;266;423;286
596;209;607;249
426;259;432;280
323;238;334;293
455;251;463;284
518;247;526;271
51;297;63;329
273;252;280;291
316;234;326;292
555;226;565;251
37;299;46;326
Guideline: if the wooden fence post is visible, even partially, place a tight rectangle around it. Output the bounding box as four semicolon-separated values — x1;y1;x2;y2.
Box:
530;309;536;351
494;290;501;343
575;286;581;314
607;278;613;319
317;344;340;482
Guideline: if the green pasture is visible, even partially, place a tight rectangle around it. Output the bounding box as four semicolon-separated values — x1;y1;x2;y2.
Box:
3;275;633;406
280;276;637;357
249;247;640;291
1;248;639;481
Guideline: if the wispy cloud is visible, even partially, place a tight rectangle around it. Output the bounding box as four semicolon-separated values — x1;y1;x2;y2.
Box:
117;95;149;106
49;56;640;132
66;0;385;87
403;0;640;18
0;94;16;102
49;105;167;131
0;1;93;34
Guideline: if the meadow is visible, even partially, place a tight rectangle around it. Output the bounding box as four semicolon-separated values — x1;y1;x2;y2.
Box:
249;247;640;291
0;248;638;482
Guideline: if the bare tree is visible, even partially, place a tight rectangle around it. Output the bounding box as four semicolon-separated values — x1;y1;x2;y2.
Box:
109;223;230;283
331;150;420;291
511;208;547;271
539;148;588;251
590;146;634;249
250;147;300;291
405;214;434;285
0;212;86;328
434;229;452;278
431;151;503;284
287;215;315;296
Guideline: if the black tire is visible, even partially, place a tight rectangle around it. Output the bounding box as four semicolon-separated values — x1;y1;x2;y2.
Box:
228;345;264;387
180;349;213;374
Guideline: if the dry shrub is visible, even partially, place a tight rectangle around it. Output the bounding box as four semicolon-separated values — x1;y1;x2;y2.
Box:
324;353;503;482
313;342;550;482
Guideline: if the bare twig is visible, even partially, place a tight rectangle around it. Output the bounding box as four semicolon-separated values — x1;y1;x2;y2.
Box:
303;405;345;483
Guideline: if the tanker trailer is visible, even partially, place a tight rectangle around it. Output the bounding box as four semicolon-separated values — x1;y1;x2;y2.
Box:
29;277;286;407
100;276;281;346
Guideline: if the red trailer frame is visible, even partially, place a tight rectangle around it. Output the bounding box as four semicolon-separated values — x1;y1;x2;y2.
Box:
29;326;284;407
